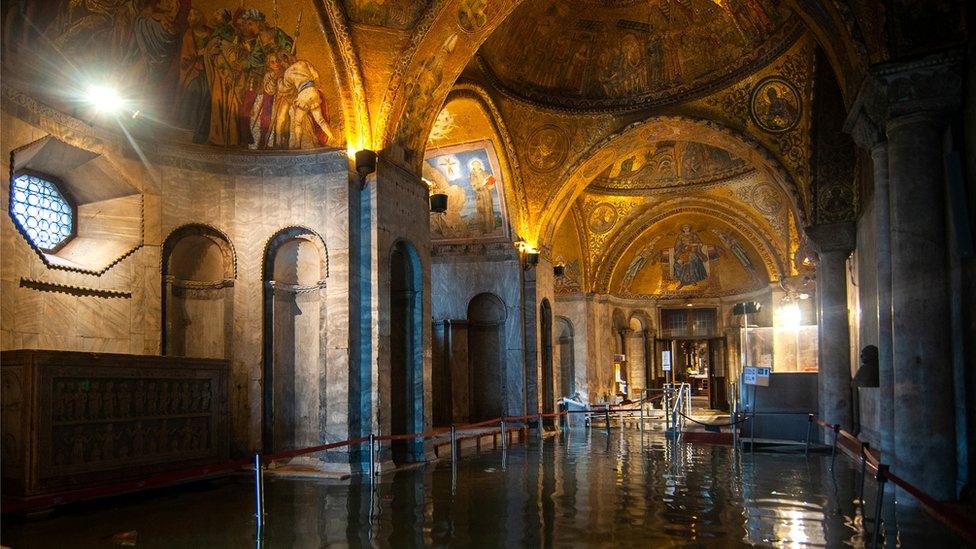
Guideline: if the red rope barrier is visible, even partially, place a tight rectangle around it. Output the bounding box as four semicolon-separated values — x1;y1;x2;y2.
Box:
813;418;976;545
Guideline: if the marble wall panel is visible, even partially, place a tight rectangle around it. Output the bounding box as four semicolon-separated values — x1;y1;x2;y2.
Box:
1;106;352;457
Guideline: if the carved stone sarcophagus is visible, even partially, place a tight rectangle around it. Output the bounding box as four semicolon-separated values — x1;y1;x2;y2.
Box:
1;350;229;500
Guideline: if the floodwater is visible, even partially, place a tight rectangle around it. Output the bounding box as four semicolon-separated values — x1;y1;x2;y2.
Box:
2;428;963;548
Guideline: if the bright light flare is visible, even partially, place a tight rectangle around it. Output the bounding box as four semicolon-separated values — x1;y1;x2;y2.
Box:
777;301;802;328
85;85;123;114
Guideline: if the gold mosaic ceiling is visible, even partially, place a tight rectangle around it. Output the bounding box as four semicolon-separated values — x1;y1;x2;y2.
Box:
587;141;754;194
478;0;799;110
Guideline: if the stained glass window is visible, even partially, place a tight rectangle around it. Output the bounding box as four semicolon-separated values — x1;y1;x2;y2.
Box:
9;173;74;252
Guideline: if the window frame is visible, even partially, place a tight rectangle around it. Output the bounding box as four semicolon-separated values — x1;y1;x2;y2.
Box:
8;169;78;254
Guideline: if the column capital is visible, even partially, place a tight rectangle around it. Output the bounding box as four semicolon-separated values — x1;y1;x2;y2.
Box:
804;222;856;254
844;49;963;149
619;328;634;337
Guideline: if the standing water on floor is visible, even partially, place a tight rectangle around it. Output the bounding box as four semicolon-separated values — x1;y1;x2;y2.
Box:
2;428;963;547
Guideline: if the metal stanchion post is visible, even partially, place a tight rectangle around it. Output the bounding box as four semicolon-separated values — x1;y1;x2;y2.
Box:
538;413;544;439
871;464;889;549
664;391;671;433
368;433;376;482
500;418;507;450
254;453;264;528
805;414;813;457
605;409;611;435
830;424;840;470
859;442;870;505
451;424;457;462
639;391;644;432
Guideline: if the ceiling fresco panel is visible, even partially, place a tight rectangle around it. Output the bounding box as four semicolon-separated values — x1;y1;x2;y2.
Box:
478;0;800;110
4;0;347;150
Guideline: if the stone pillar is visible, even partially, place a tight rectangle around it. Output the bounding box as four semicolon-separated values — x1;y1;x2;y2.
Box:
806;223;856;434
887;112;956;500
876;51;962;501
870;143;895;458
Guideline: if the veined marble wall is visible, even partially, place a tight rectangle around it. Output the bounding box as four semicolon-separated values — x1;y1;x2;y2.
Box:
0;98;352;458
431;252;526;417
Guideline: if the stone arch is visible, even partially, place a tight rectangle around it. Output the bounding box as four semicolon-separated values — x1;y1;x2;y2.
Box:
261;227;329;455
538;116;807;249
161;224;236;359
379;1;867;163
389;238;424;464
467;292;508;422
439;84;530;234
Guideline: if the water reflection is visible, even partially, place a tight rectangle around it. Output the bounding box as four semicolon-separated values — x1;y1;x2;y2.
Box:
2;430;960;548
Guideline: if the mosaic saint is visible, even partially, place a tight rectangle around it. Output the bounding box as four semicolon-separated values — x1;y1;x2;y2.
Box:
22;0;337;150
424;141;508;242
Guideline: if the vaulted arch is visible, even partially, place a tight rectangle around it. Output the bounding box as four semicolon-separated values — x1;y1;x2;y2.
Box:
538;116;806;250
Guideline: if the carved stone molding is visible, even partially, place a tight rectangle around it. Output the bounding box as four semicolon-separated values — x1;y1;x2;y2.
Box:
804;222;855;253
874;49;964;118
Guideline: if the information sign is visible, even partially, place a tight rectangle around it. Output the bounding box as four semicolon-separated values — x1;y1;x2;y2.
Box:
743;366;771;386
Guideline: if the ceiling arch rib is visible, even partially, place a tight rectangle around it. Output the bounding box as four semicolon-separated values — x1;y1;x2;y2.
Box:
537;115;806;250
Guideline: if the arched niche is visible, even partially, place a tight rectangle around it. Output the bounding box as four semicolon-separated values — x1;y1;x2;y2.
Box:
556;316;576;399
390;240;424;464
540;298;555;417
625;315;649;397
467;293;507;422
162;225;236;359
261;227;329;455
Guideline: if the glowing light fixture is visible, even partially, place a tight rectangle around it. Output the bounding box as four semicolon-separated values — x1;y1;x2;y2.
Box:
514;240;540;268
777;300;802;328
85;85;124;114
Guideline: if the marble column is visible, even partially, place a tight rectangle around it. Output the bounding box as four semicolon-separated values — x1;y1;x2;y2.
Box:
870;143;895;459
806;223;856;435
887;111;956;500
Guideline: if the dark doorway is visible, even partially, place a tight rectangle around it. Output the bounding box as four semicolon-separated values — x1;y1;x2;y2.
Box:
556;316;575;399
540;299;554;423
468;293;506;422
707;337;728;411
390;241;423;464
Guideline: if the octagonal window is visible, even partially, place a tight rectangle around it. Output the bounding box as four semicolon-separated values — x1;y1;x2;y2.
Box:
9;172;75;252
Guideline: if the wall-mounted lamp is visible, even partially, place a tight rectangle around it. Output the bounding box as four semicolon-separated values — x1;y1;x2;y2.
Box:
514;240;540;269
429;193;448;213
553;264;565;277
355;149;377;189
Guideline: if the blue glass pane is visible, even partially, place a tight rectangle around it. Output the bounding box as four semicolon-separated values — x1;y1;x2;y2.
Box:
9;174;73;251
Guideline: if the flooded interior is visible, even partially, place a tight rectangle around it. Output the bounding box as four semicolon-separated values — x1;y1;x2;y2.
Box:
2;428;961;548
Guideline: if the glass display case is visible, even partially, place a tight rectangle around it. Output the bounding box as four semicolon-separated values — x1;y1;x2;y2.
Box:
740;325;818;373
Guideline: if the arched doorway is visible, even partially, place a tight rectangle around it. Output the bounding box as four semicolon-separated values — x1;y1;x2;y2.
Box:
556;317;575;399
162;225;235;359
467;293;506;422
540;299;554;419
262;227;328;454
390;240;423;464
